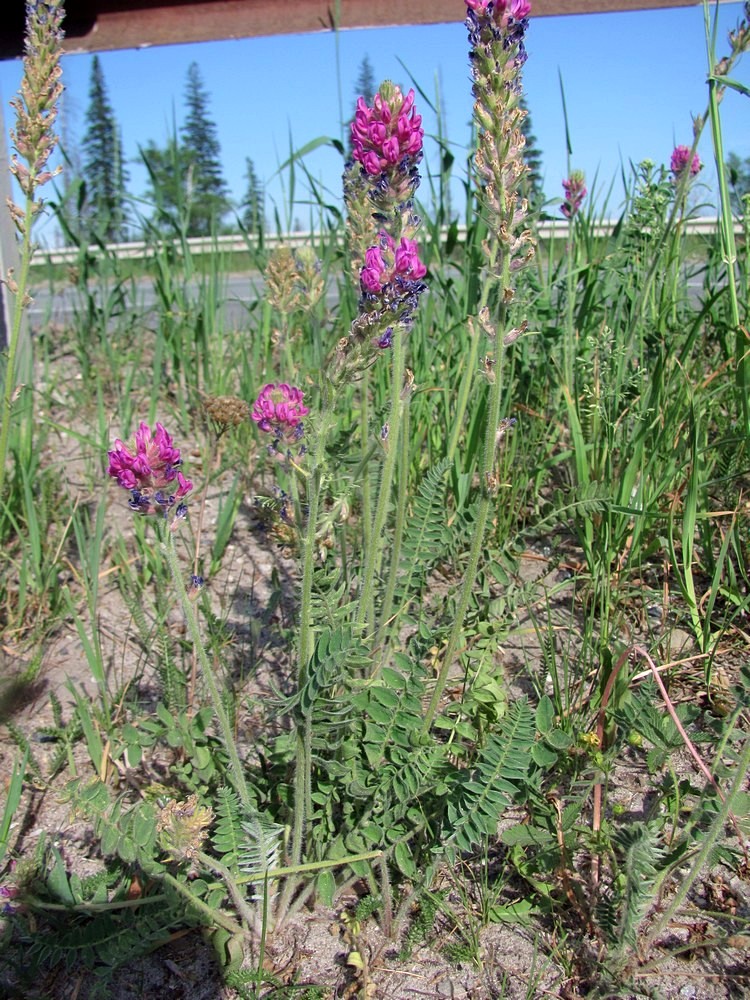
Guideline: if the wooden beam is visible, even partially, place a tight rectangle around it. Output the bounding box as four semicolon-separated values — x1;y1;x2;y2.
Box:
0;0;698;59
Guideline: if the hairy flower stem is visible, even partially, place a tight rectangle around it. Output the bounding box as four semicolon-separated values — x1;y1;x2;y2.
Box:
0;0;64;500
1;0;64;501
160;870;249;938
162;530;252;812
0;200;34;500
446;315;483;464
286;386;333;880
376;389;411;656
706;80;746;436
195;850;259;933
423;302;508;732
424;0;535;730
355;324;407;636
563;217;576;394
359;371;374;627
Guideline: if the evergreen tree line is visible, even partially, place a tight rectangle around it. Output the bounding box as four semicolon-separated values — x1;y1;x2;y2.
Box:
72;57;264;242
69;53;750;246
63;53;750;247
70;53;547;246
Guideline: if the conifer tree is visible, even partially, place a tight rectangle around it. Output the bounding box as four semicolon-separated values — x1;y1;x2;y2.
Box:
347;55;377;156
181;61;229;235
726;151;750;215
141;133;191;233
519;94;544;213
82;55;128;241
240;157;265;236
355;54;377;106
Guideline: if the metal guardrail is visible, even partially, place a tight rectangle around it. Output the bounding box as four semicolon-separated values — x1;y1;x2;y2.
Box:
37;218;737;267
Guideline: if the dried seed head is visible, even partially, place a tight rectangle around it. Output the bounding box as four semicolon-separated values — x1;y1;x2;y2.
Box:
204;395;251;427
8;0;65;216
266;246;303;315
157;795;213;864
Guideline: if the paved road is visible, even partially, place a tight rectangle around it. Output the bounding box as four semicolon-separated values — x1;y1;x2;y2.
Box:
27;265;711;332
27;272;305;331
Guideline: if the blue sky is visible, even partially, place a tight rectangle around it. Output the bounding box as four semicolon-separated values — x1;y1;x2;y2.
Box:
0;2;748;243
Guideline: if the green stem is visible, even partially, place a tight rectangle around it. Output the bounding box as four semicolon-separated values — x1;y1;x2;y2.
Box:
706;73;746;435
642;730;750;952
360;370;373;595
376;390;411;655
286;390;332;876
563;215;576;396
0;190;35;502
422;319;506;732
446;316;482;465
162;530;251;812
232;849;383;884
195;850;258;931
355;325;407;635
161;870;248;938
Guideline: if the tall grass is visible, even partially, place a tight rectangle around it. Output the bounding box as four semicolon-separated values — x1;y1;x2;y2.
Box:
1;1;749;995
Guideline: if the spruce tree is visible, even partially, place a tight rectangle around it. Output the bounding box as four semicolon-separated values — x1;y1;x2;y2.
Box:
354;54;377;105
347;55;377;156
240;157;265;236
181;62;229;236
519;94;544;214
141;134;192;234
82;55;128;241
726;151;750;215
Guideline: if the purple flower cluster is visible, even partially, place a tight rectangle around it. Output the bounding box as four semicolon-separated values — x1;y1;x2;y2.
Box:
0;883;20;915
251;383;309;444
351;87;423;176
360;234;427;293
346;81;425;242
670;145;701;181
466;0;531;78
359;232;428;344
560;171;587;219
335;83;429;382
108;422;192;518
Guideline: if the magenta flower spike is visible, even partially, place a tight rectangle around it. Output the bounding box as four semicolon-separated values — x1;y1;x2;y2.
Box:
251;383;310;444
670;145;701;181
337;81;428;381
108;421;193;518
560;171;587;219
357;232;428;349
351;86;423;177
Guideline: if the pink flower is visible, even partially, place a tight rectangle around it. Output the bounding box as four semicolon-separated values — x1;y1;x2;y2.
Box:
560;171;587;219
670;145;701;181
351;86;423;176
108;421;193;516
466;0;532;22
361;245;388;293
510;0;532;17
359;232;427;298
356;233;427;353
251;383;309;442
394;237;427;279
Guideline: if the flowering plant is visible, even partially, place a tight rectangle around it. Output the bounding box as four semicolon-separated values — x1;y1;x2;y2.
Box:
251;382;309;443
350;86;423;176
561;170;587;219
108;421;192;517
670;144;702;181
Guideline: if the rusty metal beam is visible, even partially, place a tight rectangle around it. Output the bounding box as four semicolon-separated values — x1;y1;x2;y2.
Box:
1;0;697;59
